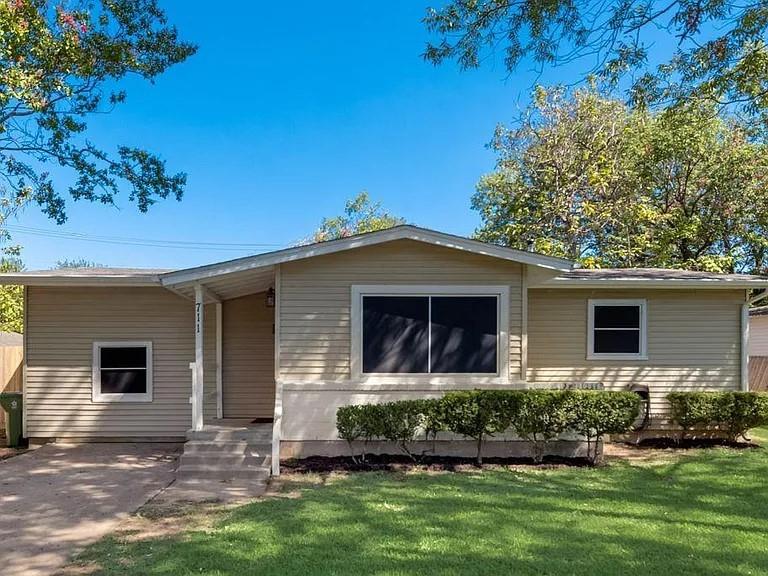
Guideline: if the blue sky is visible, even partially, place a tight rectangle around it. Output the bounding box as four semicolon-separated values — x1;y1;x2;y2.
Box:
12;1;622;269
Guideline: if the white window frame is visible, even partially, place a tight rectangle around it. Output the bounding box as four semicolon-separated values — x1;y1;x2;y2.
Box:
92;341;153;403
351;285;510;384
587;299;648;361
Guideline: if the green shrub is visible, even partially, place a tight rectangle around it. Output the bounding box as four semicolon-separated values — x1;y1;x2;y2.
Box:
336;404;386;463
378;400;427;460
440;390;512;466
570;391;640;464
510;390;575;464
667;391;768;441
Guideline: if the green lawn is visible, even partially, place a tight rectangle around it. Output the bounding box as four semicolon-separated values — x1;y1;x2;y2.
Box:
76;431;768;576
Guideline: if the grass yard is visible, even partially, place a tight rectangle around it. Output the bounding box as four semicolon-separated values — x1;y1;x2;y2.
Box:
72;430;768;576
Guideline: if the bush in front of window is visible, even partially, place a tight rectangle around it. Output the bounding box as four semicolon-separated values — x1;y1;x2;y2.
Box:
667;391;768;442
439;390;513;466
335;390;642;466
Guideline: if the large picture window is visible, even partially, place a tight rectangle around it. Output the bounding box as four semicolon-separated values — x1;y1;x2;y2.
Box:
353;286;508;378
92;341;153;402
587;300;647;360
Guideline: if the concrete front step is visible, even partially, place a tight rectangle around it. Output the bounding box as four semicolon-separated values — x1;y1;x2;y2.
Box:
186;428;272;442
178;451;271;468
176;465;270;482
183;440;271;455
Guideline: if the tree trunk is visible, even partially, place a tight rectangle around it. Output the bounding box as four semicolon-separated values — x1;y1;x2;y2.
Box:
476;436;484;467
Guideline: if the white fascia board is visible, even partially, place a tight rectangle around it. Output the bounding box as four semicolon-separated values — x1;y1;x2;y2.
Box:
0;275;162;286
532;278;768;289
160;226;573;287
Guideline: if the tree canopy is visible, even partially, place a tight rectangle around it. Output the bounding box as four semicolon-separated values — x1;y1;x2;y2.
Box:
0;0;195;234
0;252;22;332
424;0;768;123
309;192;406;243
472;86;768;273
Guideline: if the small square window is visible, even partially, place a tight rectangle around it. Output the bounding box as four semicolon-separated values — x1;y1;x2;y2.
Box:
587;300;647;360
92;342;153;402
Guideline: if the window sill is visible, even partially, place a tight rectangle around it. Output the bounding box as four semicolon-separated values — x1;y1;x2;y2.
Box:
586;354;648;362
92;393;152;403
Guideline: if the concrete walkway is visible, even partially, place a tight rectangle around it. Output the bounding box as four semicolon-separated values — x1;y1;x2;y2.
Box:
0;443;181;576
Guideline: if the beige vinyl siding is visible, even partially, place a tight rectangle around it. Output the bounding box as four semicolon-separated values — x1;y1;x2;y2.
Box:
278;239;523;382
749;315;768;356
25;286;194;438
528;289;743;419
221;292;275;418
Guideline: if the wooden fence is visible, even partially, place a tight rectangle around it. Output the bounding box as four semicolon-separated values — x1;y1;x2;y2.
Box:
0;346;23;430
749;356;768;392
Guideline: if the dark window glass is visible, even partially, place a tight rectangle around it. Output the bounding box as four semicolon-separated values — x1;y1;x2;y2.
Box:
100;347;147;369
594;305;640;329
362;296;429;373
100;369;147;394
593;330;640;354
430;296;498;374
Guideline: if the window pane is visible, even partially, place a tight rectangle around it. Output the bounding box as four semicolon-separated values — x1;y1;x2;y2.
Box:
362;296;429;373
100;369;147;394
101;347;147;368
594;330;640;354
430;296;498;374
594;305;640;328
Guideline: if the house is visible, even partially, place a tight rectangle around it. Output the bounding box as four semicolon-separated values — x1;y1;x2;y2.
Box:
749;306;768;391
2;225;767;477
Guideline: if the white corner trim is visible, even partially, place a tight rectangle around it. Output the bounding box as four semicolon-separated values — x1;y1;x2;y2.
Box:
741;297;750;391
521;266;528;381
22;286;28;439
92;341;153;403
586;299;648;361
350;284;510;383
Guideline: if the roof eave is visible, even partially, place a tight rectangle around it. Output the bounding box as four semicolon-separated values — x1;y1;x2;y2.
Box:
533;279;768;289
0;275;162;287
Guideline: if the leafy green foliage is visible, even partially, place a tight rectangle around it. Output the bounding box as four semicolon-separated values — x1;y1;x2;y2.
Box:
440;390;512;465
473;86;768;272
335;390;641;466
569;391;640;464
310;192;406;243
423;0;768;124
510;390;576;464
0;0;196;231
0;253;22;332
668;391;768;441
55;258;100;269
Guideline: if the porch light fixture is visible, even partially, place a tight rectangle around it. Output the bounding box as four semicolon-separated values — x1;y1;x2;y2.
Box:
266;287;275;308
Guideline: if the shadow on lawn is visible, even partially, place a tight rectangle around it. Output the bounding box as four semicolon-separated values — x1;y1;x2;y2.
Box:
76;447;768;576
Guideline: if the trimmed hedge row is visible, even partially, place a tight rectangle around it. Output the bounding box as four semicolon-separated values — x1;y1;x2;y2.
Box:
336;390;641;466
667;392;768;441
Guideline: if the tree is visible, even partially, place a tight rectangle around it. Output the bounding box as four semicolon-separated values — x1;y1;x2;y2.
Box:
309;192;406;243
423;0;768;123
0;0;196;232
56;258;100;268
473;86;768;272
0;250;23;332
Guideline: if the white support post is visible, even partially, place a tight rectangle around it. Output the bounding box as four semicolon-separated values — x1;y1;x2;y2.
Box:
271;266;282;476
741;297;750;392
216;301;223;419
193;284;205;431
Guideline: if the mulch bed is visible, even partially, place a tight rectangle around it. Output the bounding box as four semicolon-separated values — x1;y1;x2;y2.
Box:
629;437;759;450
282;454;593;474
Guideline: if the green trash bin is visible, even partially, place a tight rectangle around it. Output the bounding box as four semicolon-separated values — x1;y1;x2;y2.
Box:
0;392;23;448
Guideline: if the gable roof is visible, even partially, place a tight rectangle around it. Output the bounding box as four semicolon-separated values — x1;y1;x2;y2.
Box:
158;225;574;288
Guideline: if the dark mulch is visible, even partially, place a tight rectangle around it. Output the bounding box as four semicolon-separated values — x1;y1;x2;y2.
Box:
282;453;593;474
630;437;759;450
